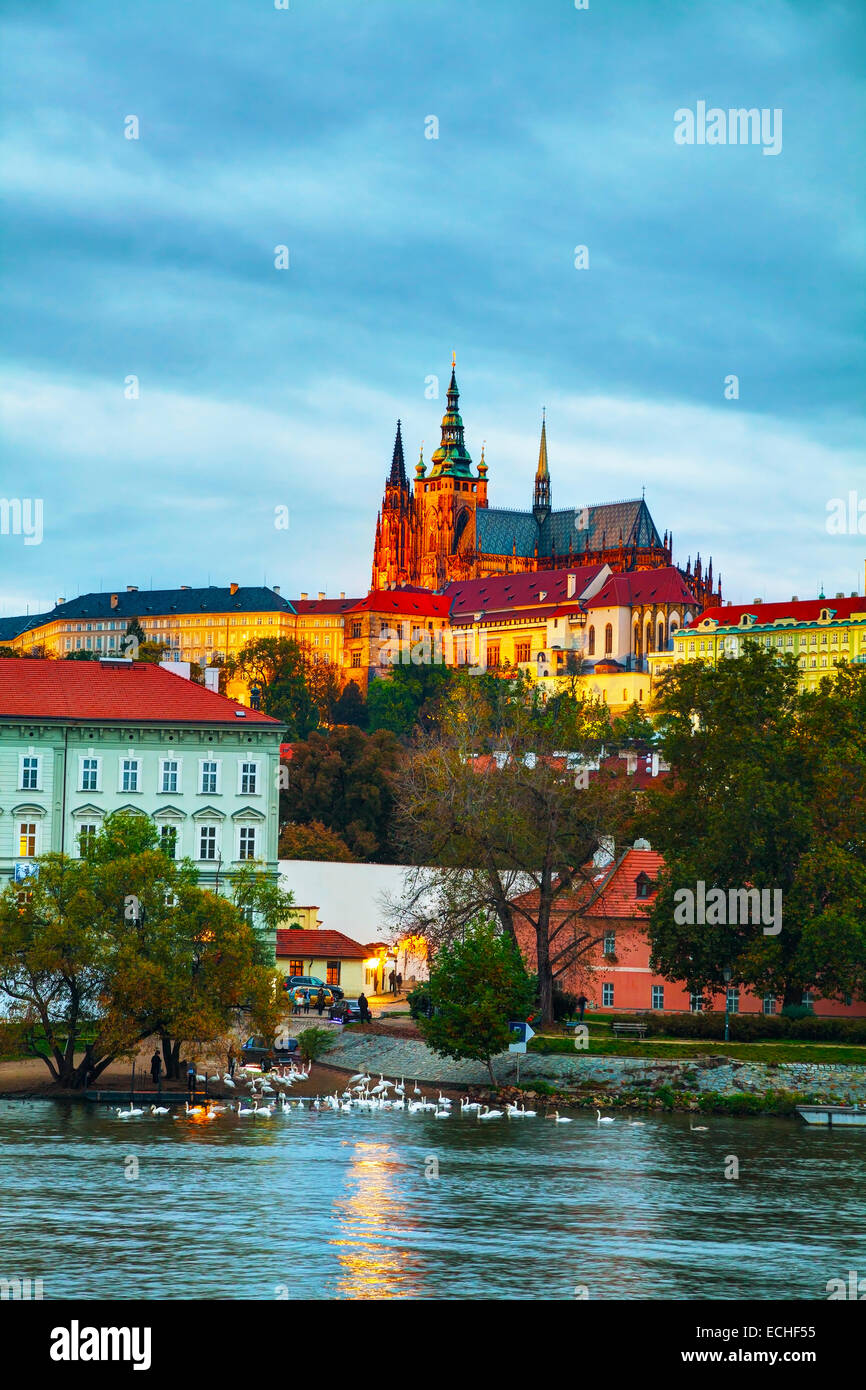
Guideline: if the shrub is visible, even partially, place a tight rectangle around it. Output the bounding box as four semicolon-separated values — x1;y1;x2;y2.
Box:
295;1027;334;1062
407;983;433;1020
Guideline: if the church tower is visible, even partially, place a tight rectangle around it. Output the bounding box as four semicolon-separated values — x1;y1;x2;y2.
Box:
532;411;551;523
371;420;415;589
415;356;488;588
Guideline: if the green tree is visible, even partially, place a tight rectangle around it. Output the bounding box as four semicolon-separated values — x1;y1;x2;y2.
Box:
645;647;866;1008
284;726;402;860
64;649;100;661
228;637;317;737
332;679;368;728
0;812;282;1087
420;916;535;1085
0;647;22;658
367;663;456;738
611;701;656;746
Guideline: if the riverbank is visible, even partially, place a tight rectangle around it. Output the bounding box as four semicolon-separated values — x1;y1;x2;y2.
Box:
317;1027;866;1112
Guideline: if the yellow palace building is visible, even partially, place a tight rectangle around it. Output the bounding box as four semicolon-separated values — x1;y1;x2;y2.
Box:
649;588;866;694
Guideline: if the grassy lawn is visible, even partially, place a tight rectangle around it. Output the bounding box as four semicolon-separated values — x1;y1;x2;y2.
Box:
530;1032;866;1065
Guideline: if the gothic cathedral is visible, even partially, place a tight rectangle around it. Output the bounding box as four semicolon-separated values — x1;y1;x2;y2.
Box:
371;357;721;609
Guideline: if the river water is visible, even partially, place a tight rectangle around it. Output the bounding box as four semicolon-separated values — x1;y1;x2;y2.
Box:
1;1100;863;1300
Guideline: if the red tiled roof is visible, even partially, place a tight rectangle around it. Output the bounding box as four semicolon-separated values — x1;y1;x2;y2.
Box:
511;847;664;921
687;596;866;629
0;658;281;724
276;929;367;959
293;598;361;614
585;567;696;610
583;848;665;917
445;566;606;618
347;590;451;618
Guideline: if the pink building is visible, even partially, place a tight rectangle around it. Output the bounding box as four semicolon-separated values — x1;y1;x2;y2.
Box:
511;845;866;1019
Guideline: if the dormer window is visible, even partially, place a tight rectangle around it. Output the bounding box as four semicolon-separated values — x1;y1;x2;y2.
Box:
635;872;654;899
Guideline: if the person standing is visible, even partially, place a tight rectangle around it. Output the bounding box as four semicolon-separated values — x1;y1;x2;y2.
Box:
315;987;326;1017
150;1050;162;1089
187;1061;196;1097
576;993;588;1023
396;972;403;994
357;993;371;1024
388;969;396;995
303;992;310;1016
227;1046;236;1079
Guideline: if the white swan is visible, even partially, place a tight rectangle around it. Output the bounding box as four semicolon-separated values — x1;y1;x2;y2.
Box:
478;1106;503;1121
596;1110;614;1124
116;1104;143;1118
150;1105;169;1115
253;1101;273;1118
553;1110;573;1123
690;1121;709;1132
222;1076;236;1088
237;1099;255;1116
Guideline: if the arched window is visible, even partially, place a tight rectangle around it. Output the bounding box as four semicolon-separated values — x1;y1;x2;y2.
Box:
645;622;653;653
588;625;596;656
633;626;641;656
658;621;665;651
604;623;613;655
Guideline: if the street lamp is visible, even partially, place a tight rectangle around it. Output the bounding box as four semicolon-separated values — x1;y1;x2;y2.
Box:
723;965;733;1044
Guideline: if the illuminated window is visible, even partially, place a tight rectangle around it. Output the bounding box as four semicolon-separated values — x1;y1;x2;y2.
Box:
18;822;37;856
326;961;341;986
289;959;303;976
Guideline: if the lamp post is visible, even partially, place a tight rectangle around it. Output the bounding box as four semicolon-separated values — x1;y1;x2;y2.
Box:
723;966;732;1044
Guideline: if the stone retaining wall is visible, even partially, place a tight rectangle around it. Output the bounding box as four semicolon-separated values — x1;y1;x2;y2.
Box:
321;1031;866;1102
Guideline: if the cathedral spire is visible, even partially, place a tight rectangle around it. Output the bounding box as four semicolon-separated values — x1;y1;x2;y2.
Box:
389;419;407;488
429;353;473;477
533;409;551;522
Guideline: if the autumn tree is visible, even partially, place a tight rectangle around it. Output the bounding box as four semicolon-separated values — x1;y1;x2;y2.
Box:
278;820;358;862
391;676;636;1023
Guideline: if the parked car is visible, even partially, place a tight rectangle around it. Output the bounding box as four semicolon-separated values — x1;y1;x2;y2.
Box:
329;997;363;1024
285;974;344;1001
241;1034;298;1069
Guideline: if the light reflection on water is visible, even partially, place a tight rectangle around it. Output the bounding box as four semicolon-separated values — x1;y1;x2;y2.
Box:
0;1100;863;1300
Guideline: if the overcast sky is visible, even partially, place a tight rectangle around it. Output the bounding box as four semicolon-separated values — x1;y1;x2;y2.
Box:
2;0;863;618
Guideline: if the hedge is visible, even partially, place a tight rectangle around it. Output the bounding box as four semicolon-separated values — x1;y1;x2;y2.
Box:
602;1011;866;1043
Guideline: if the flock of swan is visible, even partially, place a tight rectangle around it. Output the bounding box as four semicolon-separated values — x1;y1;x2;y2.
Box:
113;1064;711;1129
113;1065;665;1127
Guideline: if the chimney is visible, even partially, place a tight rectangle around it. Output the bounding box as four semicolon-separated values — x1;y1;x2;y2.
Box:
567;573;576;599
272;585;280;595
318;591;325;600
835;592;844;599
204;668;220;693
127;585;138;593
57;596;65;606
179;585;190;591
230;582;239;596
791;596;798;602
110;594;119;609
300;592;308;601
752;597;762;605
339;591;345;599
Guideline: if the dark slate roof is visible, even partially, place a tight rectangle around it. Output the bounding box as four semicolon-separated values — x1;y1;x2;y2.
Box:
31;586;295;623
476;509;540;557
0;612;52;642
476;499;662;560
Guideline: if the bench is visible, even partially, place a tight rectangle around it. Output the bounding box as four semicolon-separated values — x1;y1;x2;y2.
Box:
612;1021;648;1040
